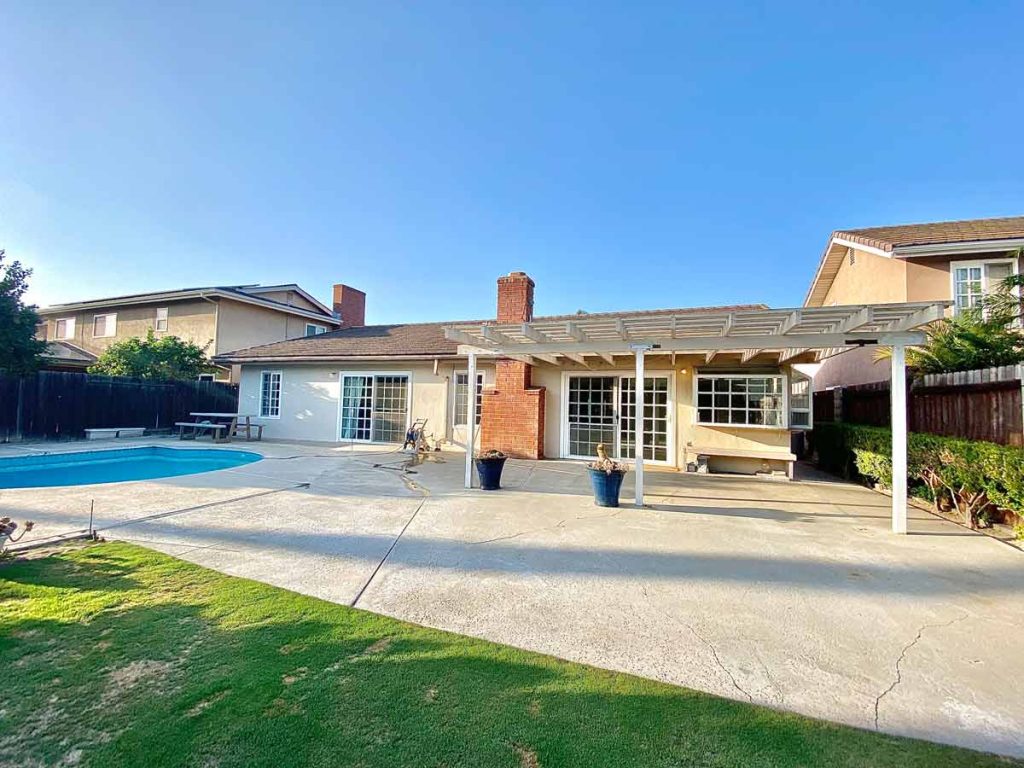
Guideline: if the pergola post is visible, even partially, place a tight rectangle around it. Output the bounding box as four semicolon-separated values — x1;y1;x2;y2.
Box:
634;347;645;507
465;351;477;489
890;344;908;534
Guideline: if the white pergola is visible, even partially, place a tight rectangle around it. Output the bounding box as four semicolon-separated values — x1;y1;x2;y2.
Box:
446;301;950;534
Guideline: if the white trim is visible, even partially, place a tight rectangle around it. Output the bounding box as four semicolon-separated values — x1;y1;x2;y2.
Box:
304;322;328;336
155;307;169;332
92;312;117;338
558;369;676;467
895;237;1024;257
451;369;484;428
335;370;413;443
788;368;813;430
53;317;76;340
949;257;1019;314
693;372;788;430
830;236;891;259
258;370;283;419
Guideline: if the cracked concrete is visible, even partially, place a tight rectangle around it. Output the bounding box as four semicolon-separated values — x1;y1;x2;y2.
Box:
3;438;1024;757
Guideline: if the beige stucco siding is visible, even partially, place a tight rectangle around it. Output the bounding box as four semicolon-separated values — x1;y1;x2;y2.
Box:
42;299;217;355
249;289;325;314
536;356;794;474
822;248;907;306
214;301;319;355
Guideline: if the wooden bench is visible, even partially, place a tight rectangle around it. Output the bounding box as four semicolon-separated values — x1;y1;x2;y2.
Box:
175;422;229;443
685;445;797;479
85;427;147;440
230;421;264;441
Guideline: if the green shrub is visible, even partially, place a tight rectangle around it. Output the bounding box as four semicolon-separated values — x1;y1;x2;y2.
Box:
812;423;1024;529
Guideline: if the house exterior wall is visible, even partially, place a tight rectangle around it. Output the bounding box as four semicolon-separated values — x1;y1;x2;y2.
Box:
237;361;495;446
822;247;908;306
213;300;314;356
247;289;323;313
238;356;796;475
814;247;1022;389
38;299;217;356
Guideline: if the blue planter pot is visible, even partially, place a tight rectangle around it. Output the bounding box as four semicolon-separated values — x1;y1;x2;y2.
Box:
588;467;626;507
475;456;507;490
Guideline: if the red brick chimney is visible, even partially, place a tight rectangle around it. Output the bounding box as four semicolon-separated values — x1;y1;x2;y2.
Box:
480;272;545;459
332;284;366;328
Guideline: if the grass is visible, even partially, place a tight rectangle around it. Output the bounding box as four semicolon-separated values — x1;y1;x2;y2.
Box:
0;543;1017;768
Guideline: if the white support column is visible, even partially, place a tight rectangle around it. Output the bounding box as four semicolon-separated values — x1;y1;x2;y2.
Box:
890;344;908;534
465;352;477;489
634;348;645;507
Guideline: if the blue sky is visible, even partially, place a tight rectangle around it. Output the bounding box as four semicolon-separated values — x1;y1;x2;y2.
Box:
3;1;1023;324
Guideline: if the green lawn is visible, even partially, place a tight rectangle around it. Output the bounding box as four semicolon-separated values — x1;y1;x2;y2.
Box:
0;543;1015;768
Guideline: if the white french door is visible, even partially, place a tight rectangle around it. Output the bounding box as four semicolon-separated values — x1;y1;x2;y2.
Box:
338;373;410;443
562;373;673;465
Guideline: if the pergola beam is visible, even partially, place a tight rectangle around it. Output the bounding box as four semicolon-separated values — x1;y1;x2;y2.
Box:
565;322;589;342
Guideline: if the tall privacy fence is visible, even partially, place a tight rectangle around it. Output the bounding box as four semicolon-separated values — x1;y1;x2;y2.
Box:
0;371;239;442
812;364;1024;446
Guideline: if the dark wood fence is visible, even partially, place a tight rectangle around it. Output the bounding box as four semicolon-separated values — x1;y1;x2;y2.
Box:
812;365;1024;446
0;371;239;442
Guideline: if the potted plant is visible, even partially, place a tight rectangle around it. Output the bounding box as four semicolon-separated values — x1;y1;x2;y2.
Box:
475;449;508;490
587;444;629;507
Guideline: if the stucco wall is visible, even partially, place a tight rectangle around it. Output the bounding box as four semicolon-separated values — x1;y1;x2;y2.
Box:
214;301;317;355
813;345;891;390
822;248;907;306
535;356;795;474
41;299;217;355
237;361;494;445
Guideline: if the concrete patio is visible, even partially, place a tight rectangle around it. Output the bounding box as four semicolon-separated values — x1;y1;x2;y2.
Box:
3;438;1023;757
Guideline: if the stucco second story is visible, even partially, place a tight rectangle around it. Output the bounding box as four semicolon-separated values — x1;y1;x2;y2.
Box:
805;215;1024;312
35;283;365;379
804;215;1024;389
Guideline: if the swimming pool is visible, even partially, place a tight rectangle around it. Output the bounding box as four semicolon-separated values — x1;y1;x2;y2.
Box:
0;446;262;489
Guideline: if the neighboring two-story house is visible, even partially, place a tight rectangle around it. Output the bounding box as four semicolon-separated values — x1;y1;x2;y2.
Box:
804;215;1024;389
36;283;366;381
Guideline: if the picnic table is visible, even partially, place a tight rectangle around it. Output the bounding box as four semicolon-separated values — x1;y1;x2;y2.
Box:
182;413;264;443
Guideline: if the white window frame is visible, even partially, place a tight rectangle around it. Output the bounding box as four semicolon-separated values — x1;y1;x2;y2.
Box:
557;370;676;467
92;313;117;338
693;372;788;430
788;370;813;431
197;373;215;382
259;370;283;419
950;258;1019;316
452;370;484;427
53;317;76;340
305;323;328;337
335;370;412;443
155;307;169;332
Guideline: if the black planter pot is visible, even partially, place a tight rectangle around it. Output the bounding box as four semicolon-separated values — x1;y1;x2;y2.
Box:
475;456;508;490
587;467;626;507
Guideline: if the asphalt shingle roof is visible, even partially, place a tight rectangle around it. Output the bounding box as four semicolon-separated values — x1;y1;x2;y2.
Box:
216;304;768;361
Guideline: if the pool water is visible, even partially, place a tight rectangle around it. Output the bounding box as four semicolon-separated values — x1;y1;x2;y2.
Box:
0;446;262;489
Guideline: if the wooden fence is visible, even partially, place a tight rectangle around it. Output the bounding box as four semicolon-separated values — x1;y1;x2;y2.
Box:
0;371;239;442
812;365;1024;446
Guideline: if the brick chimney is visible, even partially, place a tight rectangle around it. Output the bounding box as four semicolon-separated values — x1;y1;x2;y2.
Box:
497;271;534;323
332;284;366;328
480;272;545;459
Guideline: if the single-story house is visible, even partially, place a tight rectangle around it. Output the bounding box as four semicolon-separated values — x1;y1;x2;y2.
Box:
215;272;944;531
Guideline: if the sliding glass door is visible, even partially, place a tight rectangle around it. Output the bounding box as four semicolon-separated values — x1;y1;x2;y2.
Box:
564;374;673;464
339;373;410;443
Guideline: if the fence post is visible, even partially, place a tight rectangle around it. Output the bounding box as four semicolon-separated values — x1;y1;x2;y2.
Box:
14;377;25;441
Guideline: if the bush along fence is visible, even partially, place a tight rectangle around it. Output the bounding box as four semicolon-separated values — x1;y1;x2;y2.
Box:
812;364;1024;446
813;422;1024;529
0;371;239;442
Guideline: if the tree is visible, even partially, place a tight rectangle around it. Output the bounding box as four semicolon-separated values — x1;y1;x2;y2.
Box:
89;331;216;380
0;250;47;374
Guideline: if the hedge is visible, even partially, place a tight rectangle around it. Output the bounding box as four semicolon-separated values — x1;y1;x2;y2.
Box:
813;422;1024;528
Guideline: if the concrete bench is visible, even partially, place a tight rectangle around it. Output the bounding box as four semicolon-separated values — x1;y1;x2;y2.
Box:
686;445;797;479
85;428;147;440
175;422;229;443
